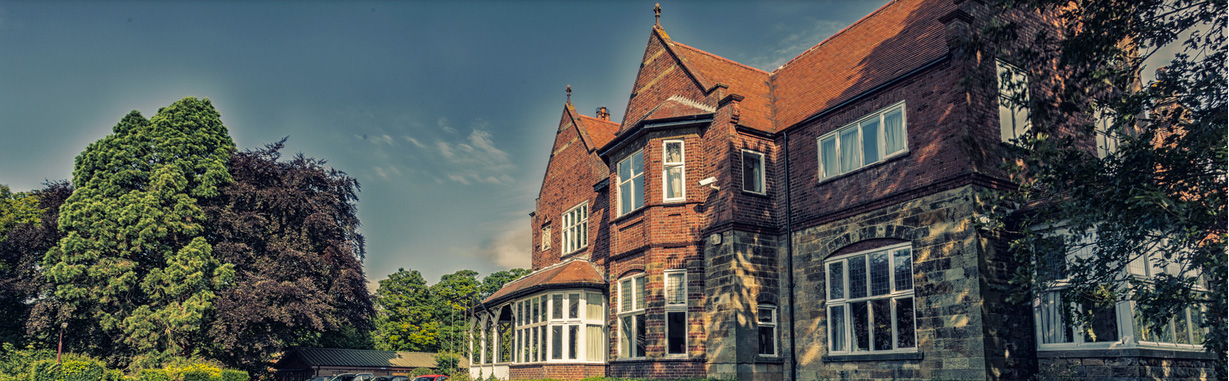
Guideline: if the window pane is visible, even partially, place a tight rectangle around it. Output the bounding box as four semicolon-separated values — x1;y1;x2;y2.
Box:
620;181;632;214
861;118;880;164
894;249;913;291
840;128;861;172
665;142;682;163
540;297;547;322
667;311;686;354
532;298;539;323
830;305;846;352
632;173;644;210
586;324;603;361
897;298;916;349
587;293;603;320
1084;304;1119;343
1040;292;1073;344
632;150;643;172
758;307;774;324
884;108;904;154
541;326;548;360
635;314;646;357
758;326;775;355
851;301;869;351
828;261;845;299
743;152;763;192
620;316;632;357
569;293;579;319
621;279;632;312
635;276;645;310
849;256;867;299
667;272;686;305
666;166;684;199
872;298;892;351
552;325;563;359
569;325;579;359
553;294;563;319
619;158;631;181
821;137;839;178
1175;309;1191;344
870;251;890;296
532;326;539;361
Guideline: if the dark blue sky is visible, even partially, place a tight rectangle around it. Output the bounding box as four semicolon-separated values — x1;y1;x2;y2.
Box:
0;0;891;287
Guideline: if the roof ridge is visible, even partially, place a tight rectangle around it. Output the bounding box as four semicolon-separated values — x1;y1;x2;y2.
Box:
770;0;900;74
671;40;770;75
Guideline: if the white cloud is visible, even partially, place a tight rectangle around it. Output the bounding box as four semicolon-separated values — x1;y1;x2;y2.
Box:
434;128;515;185
404;135;426;148
438;116;457;134
474;221;532;269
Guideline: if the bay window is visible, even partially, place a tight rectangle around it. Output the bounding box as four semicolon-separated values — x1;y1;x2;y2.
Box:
511;290;606;363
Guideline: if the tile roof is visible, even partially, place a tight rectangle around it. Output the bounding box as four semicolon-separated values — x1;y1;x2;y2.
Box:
576;115;619;148
480;260;605;308
669;42;773;132
280;347;466;368
769;0;953;130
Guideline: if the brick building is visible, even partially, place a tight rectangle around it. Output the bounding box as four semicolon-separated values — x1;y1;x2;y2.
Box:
467;0;1215;380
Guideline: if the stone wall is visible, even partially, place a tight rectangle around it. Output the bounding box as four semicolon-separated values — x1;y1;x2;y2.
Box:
704;229;786;381
1036;349;1215;381
791;185;995;380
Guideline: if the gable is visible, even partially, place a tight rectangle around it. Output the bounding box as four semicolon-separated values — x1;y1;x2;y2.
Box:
618;28;714;134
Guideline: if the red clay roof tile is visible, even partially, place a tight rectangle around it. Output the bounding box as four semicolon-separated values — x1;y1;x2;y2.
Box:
480;260;605;308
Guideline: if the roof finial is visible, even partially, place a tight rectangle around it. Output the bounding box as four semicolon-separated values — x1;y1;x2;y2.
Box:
654;3;661;28
566;85;572;103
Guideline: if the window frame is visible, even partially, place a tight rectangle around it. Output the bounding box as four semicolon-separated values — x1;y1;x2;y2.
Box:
561;202;588;254
617;150;646;216
824;243;917;355
757;305;778;357
510;290;606;364
741;149;766;195
1033;233;1209;352
617;274;647;359
996;59;1031;143
662;140;686;203
816;101;908;181
664;269;688;356
540;226;551;251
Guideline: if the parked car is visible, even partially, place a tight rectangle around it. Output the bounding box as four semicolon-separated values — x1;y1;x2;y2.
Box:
372;377;408;381
305;377;331;381
329;374;376;381
411;376;448;381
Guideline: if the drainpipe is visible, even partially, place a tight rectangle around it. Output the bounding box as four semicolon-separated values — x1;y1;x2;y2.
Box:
784;130;797;381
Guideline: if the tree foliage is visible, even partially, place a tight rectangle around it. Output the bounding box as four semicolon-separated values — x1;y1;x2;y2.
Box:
201;139;372;370
981;0;1225;374
374;268;527;353
0;181;71;346
39;97;236;363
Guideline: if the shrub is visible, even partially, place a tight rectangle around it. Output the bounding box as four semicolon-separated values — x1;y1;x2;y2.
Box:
135;368;174;381
409;368;432;377
182;370;213;381
28;357;111;381
220;369;249;381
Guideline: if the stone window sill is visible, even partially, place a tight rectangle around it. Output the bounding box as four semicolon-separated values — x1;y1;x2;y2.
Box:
822;351;923;362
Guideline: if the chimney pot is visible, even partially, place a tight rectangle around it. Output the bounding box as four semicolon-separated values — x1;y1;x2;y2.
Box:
596;106;610;121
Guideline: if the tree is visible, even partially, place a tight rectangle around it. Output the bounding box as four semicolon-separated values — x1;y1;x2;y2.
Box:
201;139;372;371
478;268;530;301
374;268;527;353
0;181;72;346
373;268;440;351
980;0;1225;375
39;97;236;364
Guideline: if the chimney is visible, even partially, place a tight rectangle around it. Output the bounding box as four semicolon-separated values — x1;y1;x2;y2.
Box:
596;106;610;121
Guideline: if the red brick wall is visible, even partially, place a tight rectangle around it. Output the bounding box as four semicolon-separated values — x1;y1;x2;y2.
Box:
508;363;606;380
533;106;610;270
608;360;706;379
